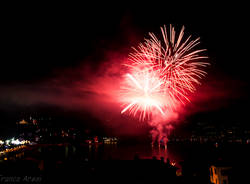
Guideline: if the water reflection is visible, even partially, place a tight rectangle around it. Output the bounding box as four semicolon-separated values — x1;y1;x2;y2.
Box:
86;143;180;169
2;142;250;183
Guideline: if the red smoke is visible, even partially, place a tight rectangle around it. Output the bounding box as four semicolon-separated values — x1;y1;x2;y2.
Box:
0;46;242;140
0;51;240;138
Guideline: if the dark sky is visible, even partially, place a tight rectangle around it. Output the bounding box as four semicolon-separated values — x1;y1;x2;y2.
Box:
0;2;249;137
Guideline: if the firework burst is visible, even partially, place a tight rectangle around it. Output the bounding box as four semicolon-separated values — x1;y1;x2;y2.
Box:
121;25;209;120
121;69;166;121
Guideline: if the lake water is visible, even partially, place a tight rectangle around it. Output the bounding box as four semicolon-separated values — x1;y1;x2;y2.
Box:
2;142;250;183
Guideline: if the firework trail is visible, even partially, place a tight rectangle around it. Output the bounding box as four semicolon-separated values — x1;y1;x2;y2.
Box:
121;25;209;145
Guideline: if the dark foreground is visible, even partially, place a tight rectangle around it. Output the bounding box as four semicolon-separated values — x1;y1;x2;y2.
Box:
1;143;250;183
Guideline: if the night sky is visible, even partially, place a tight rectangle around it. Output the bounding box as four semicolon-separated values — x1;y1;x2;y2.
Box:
0;2;249;137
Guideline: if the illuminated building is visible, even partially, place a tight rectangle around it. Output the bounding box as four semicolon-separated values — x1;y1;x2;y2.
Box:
210;165;232;184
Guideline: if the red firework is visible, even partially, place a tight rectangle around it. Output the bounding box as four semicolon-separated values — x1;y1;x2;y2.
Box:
121;25;209;120
120;69;166;121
